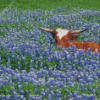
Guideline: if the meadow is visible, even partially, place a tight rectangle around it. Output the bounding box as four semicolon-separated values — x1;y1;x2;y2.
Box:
0;0;100;100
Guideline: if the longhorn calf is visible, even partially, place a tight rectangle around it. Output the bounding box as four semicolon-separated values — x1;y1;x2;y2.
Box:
37;26;89;41
37;26;100;53
63;40;100;53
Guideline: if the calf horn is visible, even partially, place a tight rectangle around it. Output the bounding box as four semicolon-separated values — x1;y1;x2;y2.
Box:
36;26;53;33
71;27;89;34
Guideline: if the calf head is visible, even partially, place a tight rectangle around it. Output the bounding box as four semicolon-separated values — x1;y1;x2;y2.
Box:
37;26;89;42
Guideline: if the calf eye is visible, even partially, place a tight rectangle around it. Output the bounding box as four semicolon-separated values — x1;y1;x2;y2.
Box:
71;37;73;40
55;40;57;42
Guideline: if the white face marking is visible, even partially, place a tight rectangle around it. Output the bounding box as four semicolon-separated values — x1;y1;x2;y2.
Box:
56;28;69;40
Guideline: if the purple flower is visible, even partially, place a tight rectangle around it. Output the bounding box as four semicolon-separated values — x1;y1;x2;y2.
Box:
22;56;26;62
97;85;100;89
12;55;15;61
19;95;25;100
48;94;52;100
40;89;45;95
18;85;22;93
73;91;79;98
76;96;82;100
5;95;11;100
34;88;37;93
45;91;49;95
0;56;1;62
49;85;54;91
13;92;18;99
10;87;15;93
50;91;55;98
56;90;61;97
86;94;95;100
0;94;5;99
6;62;9;67
67;92;73;98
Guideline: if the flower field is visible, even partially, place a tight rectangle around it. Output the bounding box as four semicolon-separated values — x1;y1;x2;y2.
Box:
0;6;100;100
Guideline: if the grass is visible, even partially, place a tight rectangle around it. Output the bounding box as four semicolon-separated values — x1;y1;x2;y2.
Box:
0;0;100;13
0;0;100;100
1;77;100;99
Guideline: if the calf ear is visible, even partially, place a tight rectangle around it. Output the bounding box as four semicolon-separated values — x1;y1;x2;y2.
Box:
70;36;78;41
71;27;89;34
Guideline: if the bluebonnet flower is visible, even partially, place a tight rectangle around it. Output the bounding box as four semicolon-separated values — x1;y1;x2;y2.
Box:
86;94;95;100
56;90;61;98
34;88;37;93
67;91;73;98
22;56;26;62
76;96;82;100
40;88;45;95
10;87;15;93
30;60;34;65
0;94;5;99
19;95;26;100
49;85;53;91
13;92;18;99
0;56;1;62
48;94;52;100
18;62;21;70
97;85;100;89
58;7;62;12
20;90;24;95
18;85;22;93
81;84;85;91
5;95;12;100
29;65;32;69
